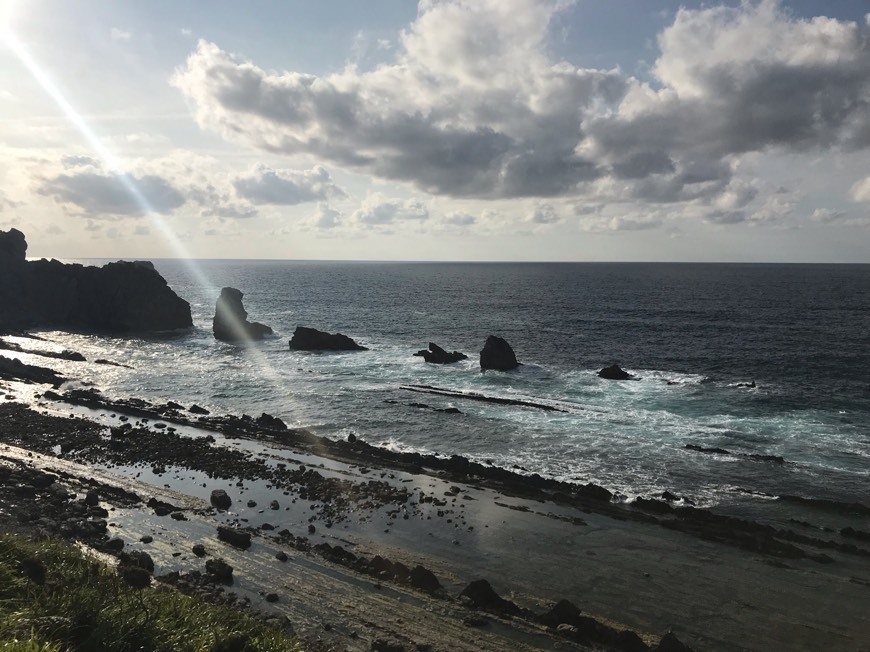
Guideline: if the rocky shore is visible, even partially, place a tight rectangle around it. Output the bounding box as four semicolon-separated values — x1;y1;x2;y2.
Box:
1;340;869;651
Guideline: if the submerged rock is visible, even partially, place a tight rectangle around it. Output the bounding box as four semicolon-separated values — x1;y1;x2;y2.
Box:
213;287;273;342
598;364;634;380
479;335;519;371
288;326;367;351
414;342;468;364
210;489;232;510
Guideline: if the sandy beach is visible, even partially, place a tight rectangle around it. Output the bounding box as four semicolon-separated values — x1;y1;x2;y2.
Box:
1;342;869;652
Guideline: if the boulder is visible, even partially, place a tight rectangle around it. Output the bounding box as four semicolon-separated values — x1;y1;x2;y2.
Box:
459;579;521;615
213;287;273;342
414;342;468;364
479;335;519;371
205;558;234;584
598;364;634;380
0;230;192;333
288;326;367;351
409;565;442;594
216;526;251;550
209;489;232;510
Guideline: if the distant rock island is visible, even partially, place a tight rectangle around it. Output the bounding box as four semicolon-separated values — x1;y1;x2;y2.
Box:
213;287;272;342
414;342;467;364
0;228;191;333
288;326;367;351
480;335;520;371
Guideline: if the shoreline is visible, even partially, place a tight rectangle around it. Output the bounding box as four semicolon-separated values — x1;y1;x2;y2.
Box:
1;344;869;650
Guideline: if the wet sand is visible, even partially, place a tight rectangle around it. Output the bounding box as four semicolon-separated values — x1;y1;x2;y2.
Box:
1;354;869;651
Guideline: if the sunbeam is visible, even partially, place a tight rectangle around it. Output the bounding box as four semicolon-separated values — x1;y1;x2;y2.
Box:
2;12;295;399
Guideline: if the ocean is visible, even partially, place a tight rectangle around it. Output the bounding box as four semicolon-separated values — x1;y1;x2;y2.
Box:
27;261;870;519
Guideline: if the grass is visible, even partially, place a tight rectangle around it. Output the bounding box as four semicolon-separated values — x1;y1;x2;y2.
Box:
0;532;302;652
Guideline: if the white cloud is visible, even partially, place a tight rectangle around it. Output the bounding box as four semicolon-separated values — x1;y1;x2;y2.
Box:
443;211;476;226
110;28;131;42
305;202;342;230
810;208;847;223
351;194;429;226
171;0;870;214
850;176;870;202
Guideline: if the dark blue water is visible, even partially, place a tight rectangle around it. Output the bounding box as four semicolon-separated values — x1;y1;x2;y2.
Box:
39;261;870;513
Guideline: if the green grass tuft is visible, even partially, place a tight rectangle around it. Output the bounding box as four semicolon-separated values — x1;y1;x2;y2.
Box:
0;533;302;652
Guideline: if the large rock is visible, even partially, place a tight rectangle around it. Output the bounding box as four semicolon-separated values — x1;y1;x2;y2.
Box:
0;228;26;264
598;364;634;380
0;229;192;333
212;287;273;342
479;335;520;371
288;326;367;351
414;342;468;364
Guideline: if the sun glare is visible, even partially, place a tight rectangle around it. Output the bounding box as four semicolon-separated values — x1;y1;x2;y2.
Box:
2;11;291;387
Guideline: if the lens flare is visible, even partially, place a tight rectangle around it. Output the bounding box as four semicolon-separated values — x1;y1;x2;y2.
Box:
2;17;295;401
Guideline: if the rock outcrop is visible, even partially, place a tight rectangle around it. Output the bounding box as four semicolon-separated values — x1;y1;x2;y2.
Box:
598;364;634;380
479;335;520;371
0;229;191;333
288;326;367;351
212;287;273;342
413;342;468;364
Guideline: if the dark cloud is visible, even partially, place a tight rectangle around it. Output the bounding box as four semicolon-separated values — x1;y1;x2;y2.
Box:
38;170;185;217
233;164;344;205
172;0;870;210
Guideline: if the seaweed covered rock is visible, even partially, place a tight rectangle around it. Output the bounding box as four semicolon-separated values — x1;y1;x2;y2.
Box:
414;342;468;364
0;229;192;333
213;287;273;342
480;335;519;371
288;326;367;351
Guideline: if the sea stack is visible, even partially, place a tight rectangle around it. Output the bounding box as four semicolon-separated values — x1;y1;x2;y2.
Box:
0;228;192;333
213;287;273;342
288;326;367;351
480;335;520;371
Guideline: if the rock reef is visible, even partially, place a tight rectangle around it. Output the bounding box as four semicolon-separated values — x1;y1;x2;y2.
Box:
212;287;273;342
0;228;191;333
288;326;367;351
413;342;468;364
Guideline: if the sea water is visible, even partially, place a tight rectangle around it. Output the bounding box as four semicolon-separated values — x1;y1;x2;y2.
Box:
26;261;870;513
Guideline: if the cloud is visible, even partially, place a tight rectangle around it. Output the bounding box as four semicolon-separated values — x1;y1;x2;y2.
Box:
850;176;870;202
37;169;185;217
351;194;429;226
232;164;343;205
580;215;663;233
172;0;870;211
443;211;476;226
110;28;131;42
527;204;560;224
306;202;342;229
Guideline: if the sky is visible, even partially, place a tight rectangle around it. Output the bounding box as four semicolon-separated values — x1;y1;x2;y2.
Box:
1;0;870;262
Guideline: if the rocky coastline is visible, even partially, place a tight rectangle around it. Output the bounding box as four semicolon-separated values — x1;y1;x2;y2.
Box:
1;341;869;651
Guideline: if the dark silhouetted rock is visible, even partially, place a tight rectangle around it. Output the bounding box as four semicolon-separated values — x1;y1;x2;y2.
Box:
598;364;634;380
256;412;286;430
213;287;273;342
0;228;27;264
653;631;696;652
119;550;154;572
414;342;468;364
288;326;367;351
189;404;209;415
539;599;583;627
0;356;65;387
479;335;519;371
217;526;251;550
205;558;234;584
0;230;192;333
409;565;442;593
210;489;232;510
459;579;521;615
